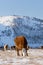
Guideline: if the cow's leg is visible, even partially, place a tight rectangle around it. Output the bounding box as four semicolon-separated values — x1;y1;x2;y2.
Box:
20;50;23;56
16;48;20;56
22;48;28;56
26;49;28;56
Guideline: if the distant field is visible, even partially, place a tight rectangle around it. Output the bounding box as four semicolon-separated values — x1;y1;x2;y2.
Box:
0;49;43;65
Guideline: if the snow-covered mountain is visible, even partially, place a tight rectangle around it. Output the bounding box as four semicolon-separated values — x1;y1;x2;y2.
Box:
0;15;43;48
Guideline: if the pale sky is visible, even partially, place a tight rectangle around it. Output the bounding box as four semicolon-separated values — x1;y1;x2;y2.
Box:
0;0;43;19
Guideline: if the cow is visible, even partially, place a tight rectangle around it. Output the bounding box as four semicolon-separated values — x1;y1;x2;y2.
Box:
4;44;8;51
14;36;28;56
11;46;16;50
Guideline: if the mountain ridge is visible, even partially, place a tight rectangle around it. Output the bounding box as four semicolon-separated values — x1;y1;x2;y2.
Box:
0;15;43;48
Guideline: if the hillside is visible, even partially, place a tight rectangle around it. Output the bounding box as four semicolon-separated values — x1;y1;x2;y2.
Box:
0;15;43;48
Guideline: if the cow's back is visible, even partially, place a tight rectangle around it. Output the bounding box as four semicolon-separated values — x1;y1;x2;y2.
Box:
14;36;27;50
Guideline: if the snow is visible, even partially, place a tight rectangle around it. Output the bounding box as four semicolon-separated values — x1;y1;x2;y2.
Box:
0;49;43;65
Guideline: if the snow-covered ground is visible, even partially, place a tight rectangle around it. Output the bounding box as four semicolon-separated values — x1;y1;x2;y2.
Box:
0;49;43;65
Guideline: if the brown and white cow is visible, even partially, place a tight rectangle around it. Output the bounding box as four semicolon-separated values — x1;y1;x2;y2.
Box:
11;46;16;50
4;44;8;51
14;36;28;56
